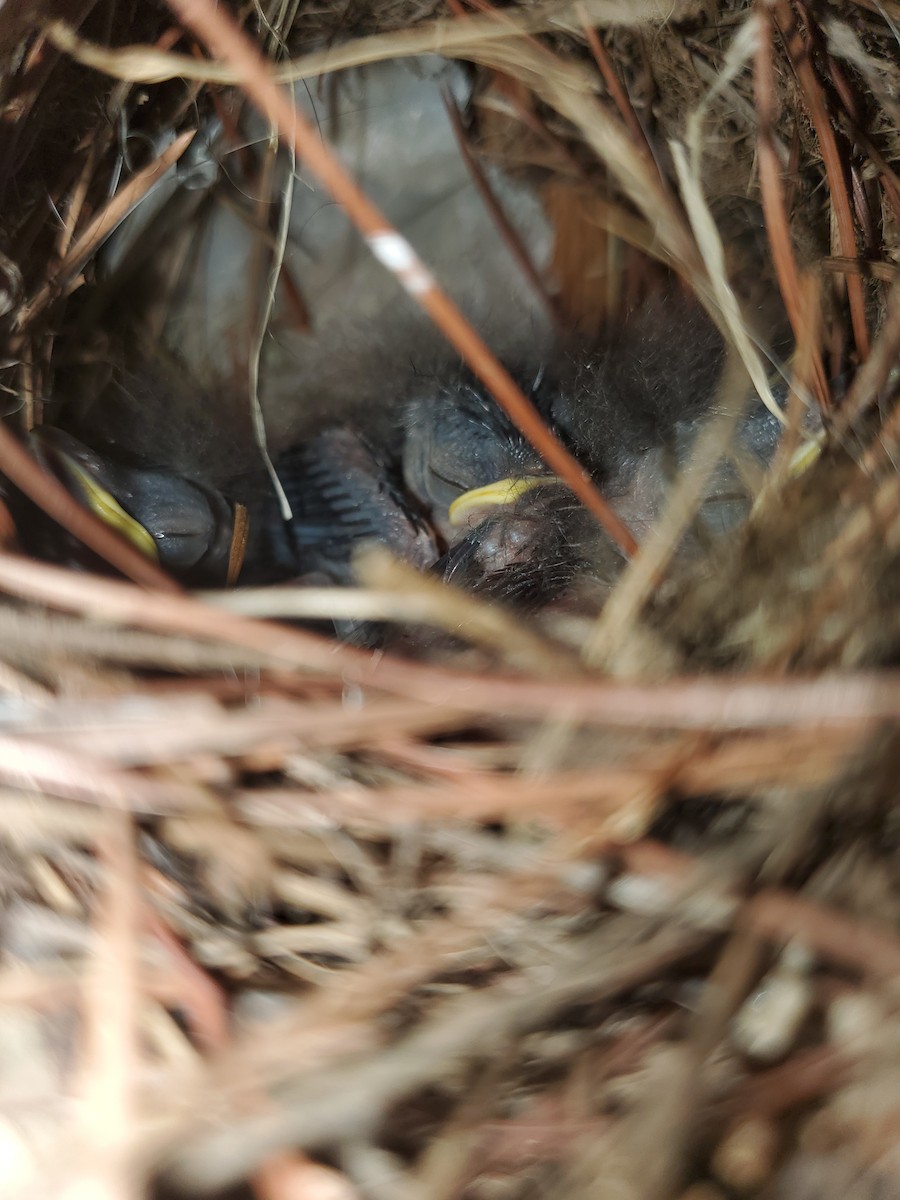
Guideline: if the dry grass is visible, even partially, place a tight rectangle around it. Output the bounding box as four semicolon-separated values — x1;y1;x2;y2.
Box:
0;2;898;1199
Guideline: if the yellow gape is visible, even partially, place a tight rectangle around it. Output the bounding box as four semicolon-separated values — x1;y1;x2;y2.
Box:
448;476;554;528
61;457;160;561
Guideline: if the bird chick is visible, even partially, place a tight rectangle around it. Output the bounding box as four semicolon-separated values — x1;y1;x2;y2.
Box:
390;297;782;609
6;295;785;616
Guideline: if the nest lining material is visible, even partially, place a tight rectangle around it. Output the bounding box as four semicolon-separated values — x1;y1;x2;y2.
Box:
0;1;898;1199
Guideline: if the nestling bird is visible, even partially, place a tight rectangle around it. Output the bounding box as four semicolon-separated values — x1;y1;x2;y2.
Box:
6;292;783;616
2;57;788;613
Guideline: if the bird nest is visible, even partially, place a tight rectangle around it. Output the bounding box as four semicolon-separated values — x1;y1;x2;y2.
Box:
0;2;899;1198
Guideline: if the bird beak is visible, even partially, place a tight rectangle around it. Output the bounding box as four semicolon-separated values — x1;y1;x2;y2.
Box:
447;475;558;530
32;431;160;561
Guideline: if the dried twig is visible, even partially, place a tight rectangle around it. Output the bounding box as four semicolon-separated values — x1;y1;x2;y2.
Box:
0;557;898;728
72;809;141;1199
161;919;711;1192
742;889;900;981
17;128;196;327
47;1;707;86
754;2;830;409
775;0;870;361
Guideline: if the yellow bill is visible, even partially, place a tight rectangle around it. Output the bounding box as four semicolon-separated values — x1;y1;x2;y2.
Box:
448;475;555;529
61;457;160;561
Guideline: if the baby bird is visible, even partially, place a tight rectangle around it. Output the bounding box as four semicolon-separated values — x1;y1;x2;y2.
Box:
7;294;783;615
4;57;787;611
